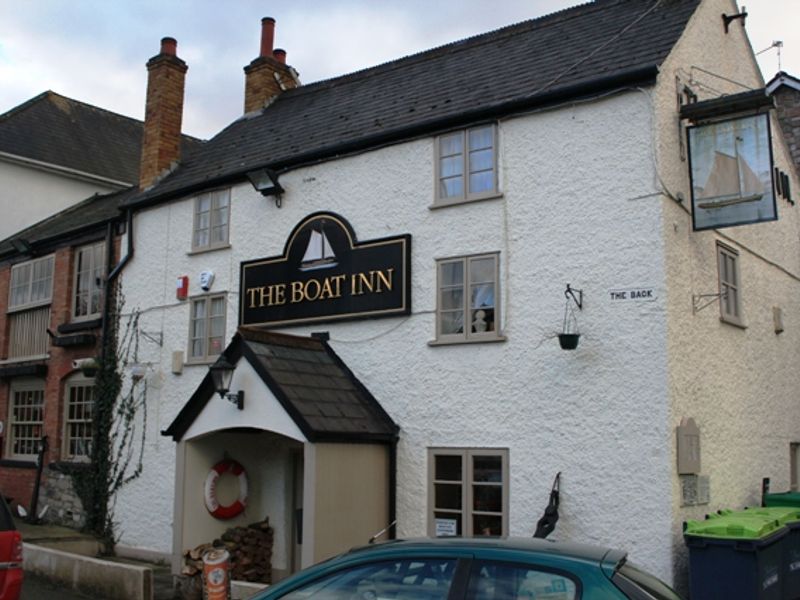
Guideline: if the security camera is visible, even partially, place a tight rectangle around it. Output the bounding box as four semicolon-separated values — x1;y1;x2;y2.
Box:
72;357;100;378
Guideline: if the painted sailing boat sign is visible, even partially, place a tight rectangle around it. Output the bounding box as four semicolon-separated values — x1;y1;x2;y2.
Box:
689;113;776;231
240;213;411;327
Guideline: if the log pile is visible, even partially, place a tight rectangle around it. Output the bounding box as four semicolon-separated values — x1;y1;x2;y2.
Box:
182;517;274;586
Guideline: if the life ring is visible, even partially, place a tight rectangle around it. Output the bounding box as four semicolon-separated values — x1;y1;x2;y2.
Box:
204;459;248;520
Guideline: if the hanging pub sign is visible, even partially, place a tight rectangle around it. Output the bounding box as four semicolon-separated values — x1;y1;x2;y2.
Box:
240;212;411;327
688;113;776;231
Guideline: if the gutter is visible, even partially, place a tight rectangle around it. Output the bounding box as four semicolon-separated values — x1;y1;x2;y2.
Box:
0;150;132;188
123;64;659;211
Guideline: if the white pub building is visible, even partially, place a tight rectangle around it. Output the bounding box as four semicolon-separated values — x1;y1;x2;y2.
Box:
107;0;800;590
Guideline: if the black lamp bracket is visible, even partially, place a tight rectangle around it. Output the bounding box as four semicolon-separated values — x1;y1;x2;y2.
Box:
722;8;747;34
223;390;244;410
565;284;583;311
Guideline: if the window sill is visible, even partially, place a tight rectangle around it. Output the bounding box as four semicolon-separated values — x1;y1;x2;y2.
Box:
429;192;504;210
184;358;218;367
428;335;507;347
59;318;103;334
0;354;49;365
720;317;747;330
187;243;231;256
0;459;37;469
49;461;91;473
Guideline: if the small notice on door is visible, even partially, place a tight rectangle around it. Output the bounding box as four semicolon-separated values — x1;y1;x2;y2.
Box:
435;518;457;537
609;287;656;302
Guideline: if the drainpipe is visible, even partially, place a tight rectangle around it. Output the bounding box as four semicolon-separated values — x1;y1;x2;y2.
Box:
389;435;398;540
101;209;134;362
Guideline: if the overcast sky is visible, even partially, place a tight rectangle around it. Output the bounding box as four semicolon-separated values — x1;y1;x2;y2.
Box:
1;1;796;139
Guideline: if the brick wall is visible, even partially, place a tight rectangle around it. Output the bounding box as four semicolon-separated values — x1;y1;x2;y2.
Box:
244;56;298;114
0;236;118;518
773;84;800;173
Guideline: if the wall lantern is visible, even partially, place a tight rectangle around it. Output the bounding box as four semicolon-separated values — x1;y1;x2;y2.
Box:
246;168;284;207
209;355;244;410
559;284;583;351
75;357;100;378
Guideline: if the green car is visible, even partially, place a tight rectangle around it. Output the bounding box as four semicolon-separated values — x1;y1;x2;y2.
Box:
252;537;684;600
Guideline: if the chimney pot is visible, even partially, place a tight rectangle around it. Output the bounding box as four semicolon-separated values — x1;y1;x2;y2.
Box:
160;37;178;56
273;49;287;64
260;17;276;58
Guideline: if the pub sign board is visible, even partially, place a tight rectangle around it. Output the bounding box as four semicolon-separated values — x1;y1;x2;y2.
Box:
688;113;777;231
240;212;411;327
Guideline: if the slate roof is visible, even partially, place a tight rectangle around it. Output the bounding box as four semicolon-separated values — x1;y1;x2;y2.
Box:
0;186;137;260
163;328;399;443
767;71;800;94
126;0;701;208
0;91;202;185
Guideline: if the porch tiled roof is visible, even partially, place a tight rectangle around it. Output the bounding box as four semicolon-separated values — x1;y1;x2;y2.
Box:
163;328;398;443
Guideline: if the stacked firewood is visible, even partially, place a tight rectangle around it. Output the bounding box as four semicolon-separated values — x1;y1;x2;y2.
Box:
182;517;274;584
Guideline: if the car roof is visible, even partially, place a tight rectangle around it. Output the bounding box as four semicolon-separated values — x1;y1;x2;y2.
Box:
346;536;626;569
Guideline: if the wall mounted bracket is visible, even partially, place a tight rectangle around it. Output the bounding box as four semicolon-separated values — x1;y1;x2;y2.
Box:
140;330;163;347
692;291;727;314
722;8;747;34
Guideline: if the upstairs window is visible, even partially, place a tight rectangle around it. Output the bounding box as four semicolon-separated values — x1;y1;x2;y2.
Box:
8;255;54;311
73;242;105;320
188;294;226;362
436;253;501;343
435;125;497;205
717;243;743;326
192;189;230;251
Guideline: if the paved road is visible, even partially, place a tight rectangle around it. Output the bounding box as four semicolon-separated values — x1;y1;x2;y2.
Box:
23;573;113;599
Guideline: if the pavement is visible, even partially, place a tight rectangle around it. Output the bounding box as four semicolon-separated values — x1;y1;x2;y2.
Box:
15;517;178;600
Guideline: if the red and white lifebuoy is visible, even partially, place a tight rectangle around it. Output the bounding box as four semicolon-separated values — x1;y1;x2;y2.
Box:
204;459;248;520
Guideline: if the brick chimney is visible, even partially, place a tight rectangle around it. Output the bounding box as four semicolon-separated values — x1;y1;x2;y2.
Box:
243;18;299;113
139;37;187;190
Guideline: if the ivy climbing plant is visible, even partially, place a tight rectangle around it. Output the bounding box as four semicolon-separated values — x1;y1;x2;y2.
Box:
72;285;148;555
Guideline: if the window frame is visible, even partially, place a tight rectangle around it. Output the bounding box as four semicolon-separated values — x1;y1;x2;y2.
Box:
428;447;509;538
434;253;503;344
72;241;106;321
191;188;231;253
62;374;95;462
7;254;55;313
716;242;743;327
434;124;499;207
187;293;227;364
6;378;45;461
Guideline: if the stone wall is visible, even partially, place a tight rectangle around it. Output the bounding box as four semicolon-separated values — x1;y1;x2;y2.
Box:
40;466;86;528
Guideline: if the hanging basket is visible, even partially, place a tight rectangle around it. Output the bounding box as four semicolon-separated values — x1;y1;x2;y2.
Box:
558;333;580;350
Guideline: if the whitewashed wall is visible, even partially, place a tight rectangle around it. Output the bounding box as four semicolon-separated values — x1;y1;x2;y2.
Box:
654;0;800;590
0;159;119;240
115;88;678;578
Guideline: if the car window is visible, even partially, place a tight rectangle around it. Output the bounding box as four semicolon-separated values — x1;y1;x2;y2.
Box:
467;561;578;600
612;563;684;600
0;497;14;531
278;558;458;600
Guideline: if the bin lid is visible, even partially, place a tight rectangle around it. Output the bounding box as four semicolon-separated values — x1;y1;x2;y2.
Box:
765;492;800;507
684;513;783;540
741;506;800;526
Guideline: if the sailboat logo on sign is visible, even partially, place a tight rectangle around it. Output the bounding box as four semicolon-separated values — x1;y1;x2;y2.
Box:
300;221;338;271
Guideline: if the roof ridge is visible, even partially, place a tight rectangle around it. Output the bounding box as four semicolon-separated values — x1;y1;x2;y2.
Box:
278;0;605;99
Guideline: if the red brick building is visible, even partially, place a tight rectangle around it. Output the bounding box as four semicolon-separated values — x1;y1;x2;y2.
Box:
0;192;127;524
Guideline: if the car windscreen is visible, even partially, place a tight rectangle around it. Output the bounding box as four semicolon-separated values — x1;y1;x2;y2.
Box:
0;497;15;531
612;563;684;600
